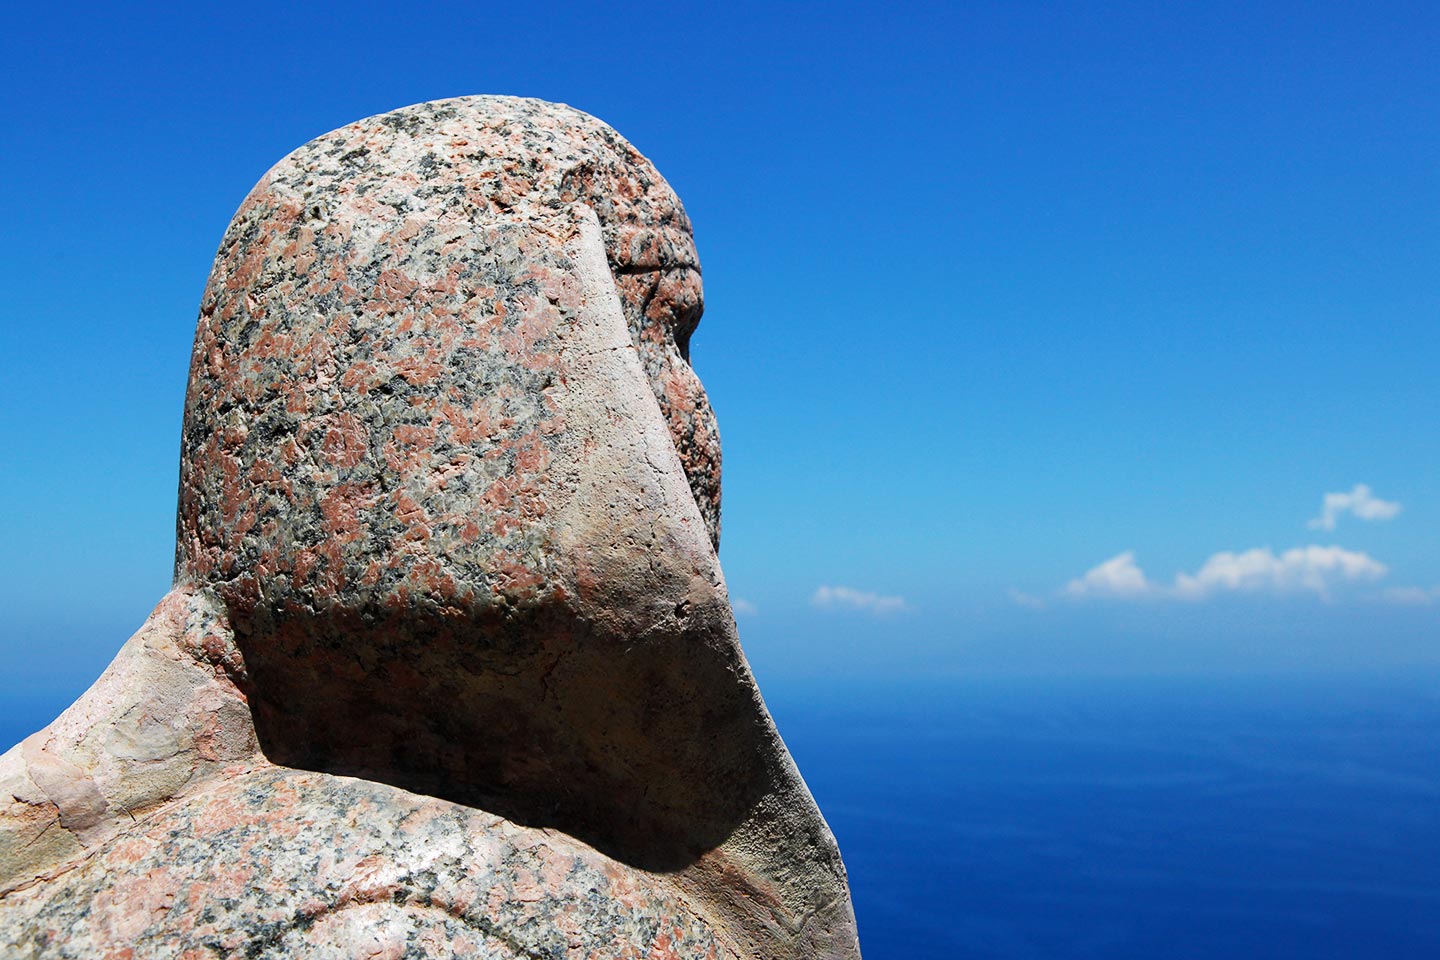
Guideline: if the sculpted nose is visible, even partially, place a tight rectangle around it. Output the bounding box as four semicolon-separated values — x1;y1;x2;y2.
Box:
549;219;724;626
612;257;723;549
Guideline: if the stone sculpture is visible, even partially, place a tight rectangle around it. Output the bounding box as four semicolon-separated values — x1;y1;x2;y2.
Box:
0;96;861;958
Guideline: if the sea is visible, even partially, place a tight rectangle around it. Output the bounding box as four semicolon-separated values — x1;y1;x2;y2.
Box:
769;673;1440;959
5;672;1438;958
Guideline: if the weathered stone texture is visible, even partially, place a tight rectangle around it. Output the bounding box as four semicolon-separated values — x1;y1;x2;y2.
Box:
0;96;859;959
7;765;726;958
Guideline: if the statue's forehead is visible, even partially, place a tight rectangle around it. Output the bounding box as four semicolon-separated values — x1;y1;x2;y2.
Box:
255;96;698;273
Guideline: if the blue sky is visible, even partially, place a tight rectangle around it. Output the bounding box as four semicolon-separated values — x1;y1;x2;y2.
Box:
2;2;1437;712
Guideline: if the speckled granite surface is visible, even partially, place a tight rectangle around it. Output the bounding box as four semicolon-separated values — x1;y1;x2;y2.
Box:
7;764;725;958
0;96;859;958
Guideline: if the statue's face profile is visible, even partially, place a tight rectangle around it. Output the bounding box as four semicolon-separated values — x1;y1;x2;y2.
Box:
179;97;721;606
173;97;749;866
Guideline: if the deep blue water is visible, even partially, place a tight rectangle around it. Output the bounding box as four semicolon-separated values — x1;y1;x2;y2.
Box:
770;674;1440;960
6;674;1439;958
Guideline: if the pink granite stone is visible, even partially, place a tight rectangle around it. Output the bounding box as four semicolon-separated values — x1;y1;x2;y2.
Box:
0;96;860;959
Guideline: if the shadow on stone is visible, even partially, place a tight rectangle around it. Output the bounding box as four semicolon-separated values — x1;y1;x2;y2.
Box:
233;596;773;873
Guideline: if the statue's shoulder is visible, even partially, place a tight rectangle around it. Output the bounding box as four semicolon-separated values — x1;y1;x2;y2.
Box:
2;765;731;959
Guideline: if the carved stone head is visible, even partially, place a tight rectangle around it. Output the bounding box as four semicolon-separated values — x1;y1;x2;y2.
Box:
174;96;760;868
178;95;720;594
1;97;859;960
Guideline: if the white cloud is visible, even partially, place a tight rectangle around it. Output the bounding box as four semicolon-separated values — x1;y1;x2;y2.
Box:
811;585;909;615
1173;545;1386;599
1057;546;1387;602
1308;484;1401;531
1063;551;1153;598
731;597;758;617
1008;588;1048;609
1380;585;1440;606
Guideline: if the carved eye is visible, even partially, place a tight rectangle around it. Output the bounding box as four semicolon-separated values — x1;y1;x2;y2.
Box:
652;268;703;363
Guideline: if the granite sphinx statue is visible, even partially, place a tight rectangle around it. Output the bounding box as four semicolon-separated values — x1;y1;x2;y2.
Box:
0;96;860;959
